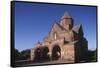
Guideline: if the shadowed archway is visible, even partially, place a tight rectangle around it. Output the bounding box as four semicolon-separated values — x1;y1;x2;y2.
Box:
34;46;50;62
34;48;42;62
42;46;50;61
52;45;61;60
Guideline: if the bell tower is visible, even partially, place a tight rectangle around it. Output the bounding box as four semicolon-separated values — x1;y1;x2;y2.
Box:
60;12;73;30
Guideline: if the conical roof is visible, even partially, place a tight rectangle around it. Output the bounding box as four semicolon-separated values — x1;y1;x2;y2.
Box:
61;11;71;19
72;24;83;34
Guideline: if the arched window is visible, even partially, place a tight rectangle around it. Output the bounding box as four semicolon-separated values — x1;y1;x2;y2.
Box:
54;32;57;40
52;45;61;60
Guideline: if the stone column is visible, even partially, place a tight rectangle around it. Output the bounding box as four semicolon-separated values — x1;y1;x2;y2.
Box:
30;48;35;61
60;47;64;61
48;52;52;61
48;46;52;61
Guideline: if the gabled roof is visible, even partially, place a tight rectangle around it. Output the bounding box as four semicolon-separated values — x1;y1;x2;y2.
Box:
50;22;62;33
72;24;82;33
43;22;63;42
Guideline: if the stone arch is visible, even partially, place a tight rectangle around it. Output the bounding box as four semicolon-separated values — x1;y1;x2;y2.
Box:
34;47;42;62
42;46;50;61
52;45;61;60
34;46;50;62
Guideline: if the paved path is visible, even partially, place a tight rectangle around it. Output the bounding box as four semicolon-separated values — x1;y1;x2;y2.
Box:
15;60;74;67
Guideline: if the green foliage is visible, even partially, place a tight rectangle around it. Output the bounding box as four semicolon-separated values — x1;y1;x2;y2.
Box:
20;49;30;60
15;48;21;61
88;49;97;62
14;48;30;61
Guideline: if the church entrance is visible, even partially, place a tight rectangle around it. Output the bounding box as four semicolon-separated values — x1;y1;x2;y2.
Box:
52;45;61;60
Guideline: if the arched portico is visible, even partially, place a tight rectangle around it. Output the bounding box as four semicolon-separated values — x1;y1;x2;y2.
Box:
34;46;50;62
52;45;61;60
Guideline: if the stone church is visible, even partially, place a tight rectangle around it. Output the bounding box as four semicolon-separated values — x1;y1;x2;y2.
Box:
30;12;88;63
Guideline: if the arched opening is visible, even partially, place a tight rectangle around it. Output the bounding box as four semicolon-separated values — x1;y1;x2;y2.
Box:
34;48;42;62
42;47;50;61
34;47;50;62
52;45;61;60
54;32;57;40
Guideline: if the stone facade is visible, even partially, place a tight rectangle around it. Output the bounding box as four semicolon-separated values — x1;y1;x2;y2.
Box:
30;12;88;63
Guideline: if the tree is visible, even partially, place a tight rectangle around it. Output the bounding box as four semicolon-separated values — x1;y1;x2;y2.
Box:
88;49;97;62
14;48;21;61
20;49;30;60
